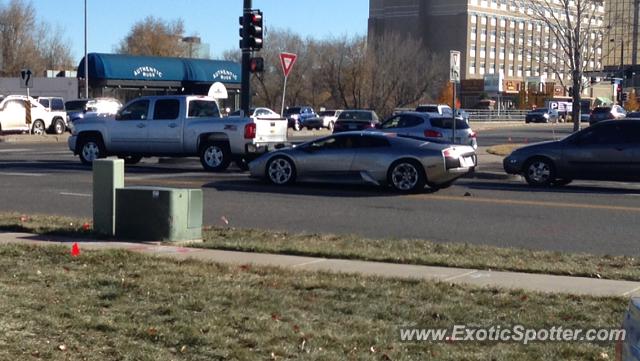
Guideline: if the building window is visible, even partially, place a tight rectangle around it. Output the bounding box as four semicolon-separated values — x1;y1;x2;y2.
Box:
481;16;487;25
480;48;486;58
471;15;477;23
480;64;486;75
527;23;533;31
499;48;505;59
509;64;514;76
500;19;506;27
469;66;476;74
470;44;476;57
490;46;496;58
491;17;497;26
509;51;514;60
519;22;524;30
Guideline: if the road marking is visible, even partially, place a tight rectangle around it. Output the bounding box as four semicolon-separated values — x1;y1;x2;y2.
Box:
60;192;91;197
0;172;46;177
622;285;640;297
292;259;327;268
408;194;640;213
0;148;32;153
443;270;478;281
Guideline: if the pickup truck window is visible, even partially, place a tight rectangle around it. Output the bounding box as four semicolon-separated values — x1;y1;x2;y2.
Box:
153;99;180;120
188;100;220;118
119;100;149;121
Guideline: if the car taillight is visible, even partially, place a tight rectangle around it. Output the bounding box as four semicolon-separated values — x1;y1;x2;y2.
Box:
365;122;375;129
442;148;455;157
424;130;443;138
469;131;477;138
244;123;256;139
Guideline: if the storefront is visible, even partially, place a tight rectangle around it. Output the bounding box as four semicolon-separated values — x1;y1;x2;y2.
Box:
77;53;241;110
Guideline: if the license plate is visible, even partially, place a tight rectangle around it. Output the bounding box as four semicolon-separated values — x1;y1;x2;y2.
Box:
460;156;475;167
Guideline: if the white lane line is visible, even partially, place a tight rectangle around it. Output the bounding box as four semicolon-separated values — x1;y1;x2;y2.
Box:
292;259;327;268
0;148;32;153
59;192;91;197
0;172;46;177
443;270;478;281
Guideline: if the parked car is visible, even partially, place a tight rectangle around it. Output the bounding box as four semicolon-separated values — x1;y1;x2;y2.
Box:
589;105;627;125
415;104;454;117
626;111;640;118
68;95;288;170
503;119;640;186
36;97;68;133
284;106;317;131
375;112;477;149
65;98;122;127
318;110;342;131
249;131;476;193
332;110;380;133
0;95;66;135
229;107;281;120
525;108;559;123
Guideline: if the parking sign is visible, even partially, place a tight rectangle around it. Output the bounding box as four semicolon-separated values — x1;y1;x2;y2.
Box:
450;51;460;83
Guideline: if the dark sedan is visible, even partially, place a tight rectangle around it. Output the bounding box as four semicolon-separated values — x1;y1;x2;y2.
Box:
504;119;640;186
525;108;558;123
332;110;380;133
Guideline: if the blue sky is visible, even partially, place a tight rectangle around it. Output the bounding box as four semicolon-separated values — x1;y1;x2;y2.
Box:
30;0;369;64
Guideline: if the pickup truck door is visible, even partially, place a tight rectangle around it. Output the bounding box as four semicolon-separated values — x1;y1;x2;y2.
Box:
110;99;150;153
147;98;183;154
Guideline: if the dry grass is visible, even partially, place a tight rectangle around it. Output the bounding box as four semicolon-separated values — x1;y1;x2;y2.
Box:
0;243;627;360
3;211;640;282
486;143;525;156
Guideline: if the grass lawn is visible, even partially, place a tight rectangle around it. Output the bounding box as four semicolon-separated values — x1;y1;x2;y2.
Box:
486;143;524;156
0;243;626;360
2;212;640;282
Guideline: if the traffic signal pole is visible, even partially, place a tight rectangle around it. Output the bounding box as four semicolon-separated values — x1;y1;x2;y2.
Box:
240;0;252;115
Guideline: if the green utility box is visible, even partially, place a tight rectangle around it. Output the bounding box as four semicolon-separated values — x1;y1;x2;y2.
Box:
115;187;203;242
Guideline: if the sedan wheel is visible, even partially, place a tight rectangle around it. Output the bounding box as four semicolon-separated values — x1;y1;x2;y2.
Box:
388;160;425;193
267;157;296;185
524;158;555;186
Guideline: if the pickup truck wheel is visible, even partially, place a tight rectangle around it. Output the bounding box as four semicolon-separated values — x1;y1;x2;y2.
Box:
200;142;230;172
52;118;65;135
267;156;296;185
31;120;45;135
78;137;105;165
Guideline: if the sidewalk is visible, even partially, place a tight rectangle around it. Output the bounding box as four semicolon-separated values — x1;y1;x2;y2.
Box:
1;231;637;298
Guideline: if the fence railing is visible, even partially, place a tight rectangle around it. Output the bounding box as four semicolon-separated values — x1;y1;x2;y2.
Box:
466;109;528;121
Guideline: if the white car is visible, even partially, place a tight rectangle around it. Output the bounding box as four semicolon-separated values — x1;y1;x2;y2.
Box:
229;107;282;120
0;95;66;135
318;109;342;131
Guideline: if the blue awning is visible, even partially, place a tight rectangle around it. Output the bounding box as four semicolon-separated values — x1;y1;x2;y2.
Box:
77;53;240;84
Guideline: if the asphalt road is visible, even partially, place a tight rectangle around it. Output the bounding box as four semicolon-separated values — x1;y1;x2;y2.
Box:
1;124;639;256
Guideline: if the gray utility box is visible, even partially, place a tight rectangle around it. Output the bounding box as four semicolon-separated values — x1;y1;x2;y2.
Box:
115;187;203;242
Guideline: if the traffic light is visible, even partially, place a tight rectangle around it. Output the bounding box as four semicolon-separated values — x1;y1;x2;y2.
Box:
617;84;623;103
239;14;246;49
247;10;263;50
250;57;264;73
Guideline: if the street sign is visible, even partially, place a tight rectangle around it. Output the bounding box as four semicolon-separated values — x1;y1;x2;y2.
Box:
450;50;460;83
279;52;297;78
20;69;33;89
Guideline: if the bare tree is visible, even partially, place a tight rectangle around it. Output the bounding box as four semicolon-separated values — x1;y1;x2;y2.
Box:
116;16;187;57
523;0;608;131
221;29;445;118
0;0;74;76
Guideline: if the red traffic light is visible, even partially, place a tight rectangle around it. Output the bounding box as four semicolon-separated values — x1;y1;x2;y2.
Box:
250;57;264;73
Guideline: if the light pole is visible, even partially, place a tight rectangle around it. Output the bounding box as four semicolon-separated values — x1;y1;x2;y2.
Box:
84;0;89;99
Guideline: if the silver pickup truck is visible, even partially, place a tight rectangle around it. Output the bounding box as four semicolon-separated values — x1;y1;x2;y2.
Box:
68;95;288;171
